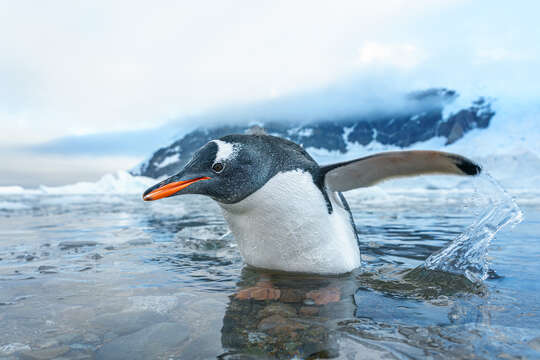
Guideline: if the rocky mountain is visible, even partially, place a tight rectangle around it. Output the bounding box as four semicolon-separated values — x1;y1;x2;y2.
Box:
133;88;495;179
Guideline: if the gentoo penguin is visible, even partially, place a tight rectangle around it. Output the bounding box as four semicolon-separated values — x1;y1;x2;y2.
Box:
143;134;480;274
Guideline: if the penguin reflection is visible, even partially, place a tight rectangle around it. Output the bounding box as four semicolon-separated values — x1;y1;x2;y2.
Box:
220;267;358;359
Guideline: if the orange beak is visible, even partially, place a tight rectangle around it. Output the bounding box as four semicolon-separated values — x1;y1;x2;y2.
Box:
142;177;211;201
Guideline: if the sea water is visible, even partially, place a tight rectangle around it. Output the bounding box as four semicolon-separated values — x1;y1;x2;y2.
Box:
424;174;523;282
0;185;539;359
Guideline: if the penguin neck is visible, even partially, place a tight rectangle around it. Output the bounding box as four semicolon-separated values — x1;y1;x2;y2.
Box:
217;169;361;274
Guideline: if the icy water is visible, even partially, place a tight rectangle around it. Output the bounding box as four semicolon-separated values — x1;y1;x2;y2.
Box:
0;190;539;359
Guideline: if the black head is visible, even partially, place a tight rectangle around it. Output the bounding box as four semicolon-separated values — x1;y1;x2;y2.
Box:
142;134;319;204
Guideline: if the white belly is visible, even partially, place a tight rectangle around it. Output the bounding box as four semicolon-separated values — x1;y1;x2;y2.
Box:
219;170;361;274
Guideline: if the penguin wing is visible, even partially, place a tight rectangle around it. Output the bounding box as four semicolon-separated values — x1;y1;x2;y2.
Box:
321;150;481;192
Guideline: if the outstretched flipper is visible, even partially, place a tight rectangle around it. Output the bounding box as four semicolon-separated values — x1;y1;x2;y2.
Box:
321;150;481;192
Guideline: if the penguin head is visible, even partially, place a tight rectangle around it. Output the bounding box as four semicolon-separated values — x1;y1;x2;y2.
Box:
143;135;304;204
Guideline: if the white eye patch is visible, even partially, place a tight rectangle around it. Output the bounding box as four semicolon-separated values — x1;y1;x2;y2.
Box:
212;140;239;164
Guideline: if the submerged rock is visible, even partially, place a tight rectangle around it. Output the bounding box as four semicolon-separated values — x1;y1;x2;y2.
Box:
58;241;98;250
221;269;356;359
91;311;168;337
306;286;341;305
403;267;485;298
95;322;190;360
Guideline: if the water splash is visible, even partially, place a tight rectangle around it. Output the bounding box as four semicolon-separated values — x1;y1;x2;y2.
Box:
423;173;523;282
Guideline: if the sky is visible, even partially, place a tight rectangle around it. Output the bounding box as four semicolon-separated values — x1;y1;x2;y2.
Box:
1;1;539;186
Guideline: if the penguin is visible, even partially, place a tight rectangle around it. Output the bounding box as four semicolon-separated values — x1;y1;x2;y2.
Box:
143;134;481;274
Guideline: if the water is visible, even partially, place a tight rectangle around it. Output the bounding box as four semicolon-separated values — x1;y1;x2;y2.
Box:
424;174;523;282
0;189;539;359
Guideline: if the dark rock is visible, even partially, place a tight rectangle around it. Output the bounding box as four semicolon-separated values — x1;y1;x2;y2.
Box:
132;88;495;179
437;97;494;145
348;121;374;145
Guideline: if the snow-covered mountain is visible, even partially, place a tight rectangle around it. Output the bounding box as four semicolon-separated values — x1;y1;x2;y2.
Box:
133;88;494;179
3;87;538;199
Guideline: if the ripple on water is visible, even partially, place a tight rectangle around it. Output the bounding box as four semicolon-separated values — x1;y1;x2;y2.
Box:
425;173;523;282
0;190;538;359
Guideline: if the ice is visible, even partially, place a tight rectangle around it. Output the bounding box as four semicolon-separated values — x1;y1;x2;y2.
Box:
310;99;540;194
0;185;26;194
0;171;158;196
0;343;31;355
41;170;156;195
0;201;30;210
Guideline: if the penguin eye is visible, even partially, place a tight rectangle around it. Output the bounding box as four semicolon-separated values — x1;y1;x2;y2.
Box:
212;162;224;173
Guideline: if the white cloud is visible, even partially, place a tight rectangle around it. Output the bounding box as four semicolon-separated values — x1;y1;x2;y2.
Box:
1;0;540;186
0;0;461;146
356;42;426;69
474;47;533;64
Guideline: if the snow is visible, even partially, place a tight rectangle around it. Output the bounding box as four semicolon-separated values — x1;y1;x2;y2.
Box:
40;171;157;195
0;186;26;194
0;201;30;210
0;171;158;196
154;154;180;169
310;99;540;193
297;128;314;137
2;98;539;198
287;127;314;137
